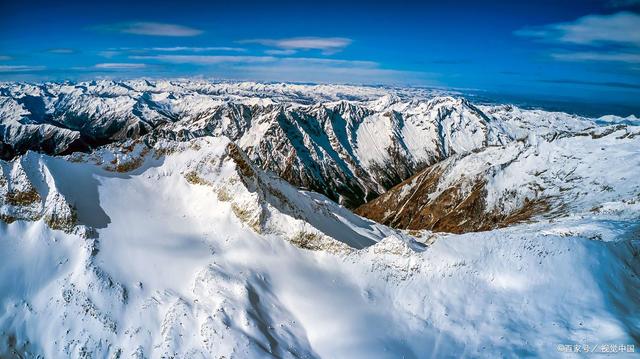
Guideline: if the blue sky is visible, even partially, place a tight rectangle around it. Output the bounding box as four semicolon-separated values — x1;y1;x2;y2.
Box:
1;0;639;114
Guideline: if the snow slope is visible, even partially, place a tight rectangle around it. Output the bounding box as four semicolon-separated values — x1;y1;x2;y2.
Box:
1;135;639;358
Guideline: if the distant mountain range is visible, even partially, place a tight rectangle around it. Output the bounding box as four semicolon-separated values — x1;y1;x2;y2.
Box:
2;80;625;208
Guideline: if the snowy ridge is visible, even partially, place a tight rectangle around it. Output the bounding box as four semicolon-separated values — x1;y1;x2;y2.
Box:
1;80;597;207
0;136;406;358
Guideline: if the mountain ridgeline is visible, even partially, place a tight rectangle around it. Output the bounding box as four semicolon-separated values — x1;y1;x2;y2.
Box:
1;80;603;210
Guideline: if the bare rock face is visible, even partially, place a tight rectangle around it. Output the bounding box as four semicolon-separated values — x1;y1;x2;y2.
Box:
355;165;551;234
354;156;546;233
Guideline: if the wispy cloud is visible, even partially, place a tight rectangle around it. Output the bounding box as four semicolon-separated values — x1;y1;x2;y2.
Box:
98;50;121;58
279;57;378;68
150;46;246;52
515;12;640;46
264;49;297;56
516;12;640;64
130;54;379;68
551;51;640;63
47;48;76;54
240;37;352;55
93;21;203;37
237;59;430;85
130;55;277;64
126;53;432;85
0;65;46;73
97;47;245;58
0;55;12;61
94;63;147;69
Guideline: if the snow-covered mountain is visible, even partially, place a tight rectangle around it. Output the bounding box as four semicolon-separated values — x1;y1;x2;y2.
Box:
2;135;639;358
1;81;639;358
0;136;406;357
356;123;640;233
1;80;594;207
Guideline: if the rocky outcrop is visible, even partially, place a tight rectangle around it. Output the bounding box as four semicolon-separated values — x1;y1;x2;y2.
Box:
0;155;81;233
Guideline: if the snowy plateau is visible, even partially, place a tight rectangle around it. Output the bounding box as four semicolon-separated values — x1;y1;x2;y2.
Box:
0;80;639;358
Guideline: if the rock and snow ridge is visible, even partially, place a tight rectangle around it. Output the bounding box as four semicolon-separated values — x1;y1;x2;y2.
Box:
356;124;640;233
1;80;598;208
0;80;639;358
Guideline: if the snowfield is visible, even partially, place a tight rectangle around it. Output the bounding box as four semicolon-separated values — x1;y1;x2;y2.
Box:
0;81;639;358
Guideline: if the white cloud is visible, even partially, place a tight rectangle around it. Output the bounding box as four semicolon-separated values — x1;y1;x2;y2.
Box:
130;55;277;64
516;12;640;65
515;12;640;46
236;62;431;85
0;65;46;73
125;53;433;85
98;51;121;58
264;49;297;55
150;47;246;52
94;63;147;69
0;55;12;61
551;51;640;63
129;54;378;68
94;22;203;37
241;37;352;55
47;48;75;54
280;57;378;68
97;47;245;58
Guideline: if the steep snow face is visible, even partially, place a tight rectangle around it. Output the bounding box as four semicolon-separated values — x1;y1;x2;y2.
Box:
1;136;639;358
1;80;598;207
356;123;640;233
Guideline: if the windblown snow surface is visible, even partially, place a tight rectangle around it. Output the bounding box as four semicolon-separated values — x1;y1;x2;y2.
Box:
0;81;639;358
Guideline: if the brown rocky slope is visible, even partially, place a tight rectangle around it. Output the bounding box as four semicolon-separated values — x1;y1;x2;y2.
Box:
355;125;640;233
